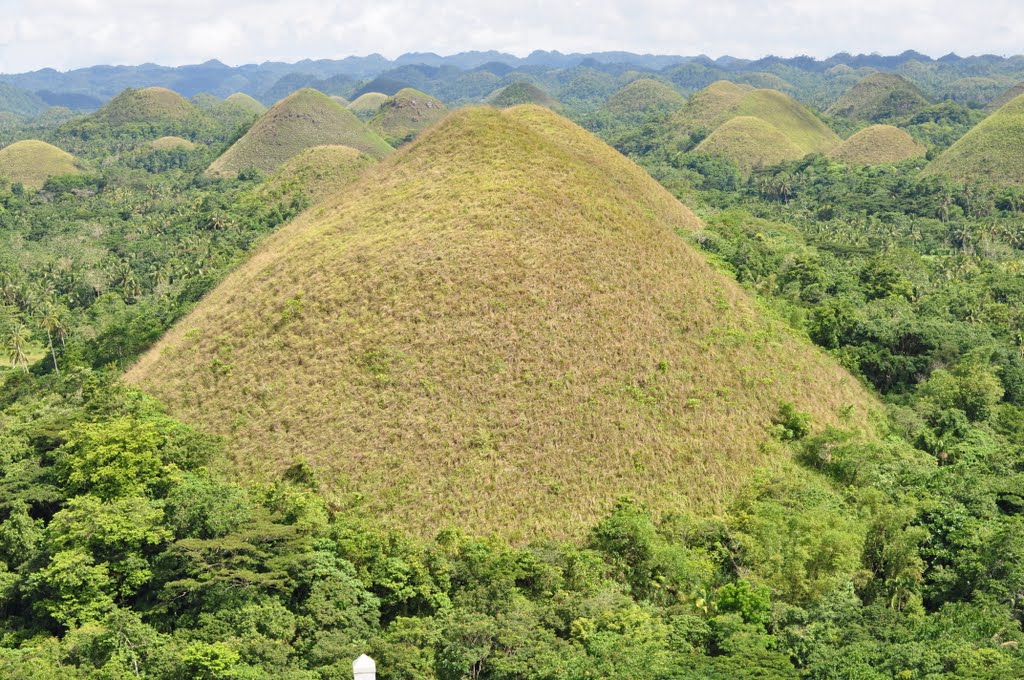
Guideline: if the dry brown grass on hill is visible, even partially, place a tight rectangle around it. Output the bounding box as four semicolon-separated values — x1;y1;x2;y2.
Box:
695;116;804;175
924;94;1024;187
128;105;878;541
827;125;925;165
0;140;83;190
149;136;197;151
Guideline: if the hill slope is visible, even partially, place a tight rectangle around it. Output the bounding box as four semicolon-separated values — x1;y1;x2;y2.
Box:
256;145;377;206
694;116;803;174
601;78;686;123
923;94;1024;187
672;81;840;155
368;88;448;145
486;82;557;109
827;125;926;165
826;73;930;122
0;140;82;190
206;88;392;177
128;105;877;540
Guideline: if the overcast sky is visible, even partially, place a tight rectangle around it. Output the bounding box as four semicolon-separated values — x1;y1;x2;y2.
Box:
2;0;1023;73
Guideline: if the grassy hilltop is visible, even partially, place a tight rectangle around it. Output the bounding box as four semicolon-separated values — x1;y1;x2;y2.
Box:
0;139;82;190
826;73;930;122
368;87;448;146
347;92;389;120
827;124;926;165
206;88;392;177
924;93;1024;186
486;81;557;109
601;78;686;123
128;105;876;540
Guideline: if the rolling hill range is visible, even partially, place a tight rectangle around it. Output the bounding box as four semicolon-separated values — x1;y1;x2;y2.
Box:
0;140;82;190
923;93;1024;187
206;88;392;177
826;72;930;122
486;81;557;109
128;105;877;540
368;87;448;145
827;124;925;165
600;78;686;123
674;81;840;172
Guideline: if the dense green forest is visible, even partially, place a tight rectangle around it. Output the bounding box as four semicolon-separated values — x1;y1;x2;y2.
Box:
3;63;1024;679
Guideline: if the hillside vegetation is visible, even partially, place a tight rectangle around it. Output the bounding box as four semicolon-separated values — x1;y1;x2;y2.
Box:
0;139;82;190
827;124;926;165
923;93;1024;186
206;88;392;177
368;87;448;145
826;72;930;122
128;105;876;540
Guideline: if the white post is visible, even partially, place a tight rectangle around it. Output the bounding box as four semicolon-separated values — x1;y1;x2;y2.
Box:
353;654;376;680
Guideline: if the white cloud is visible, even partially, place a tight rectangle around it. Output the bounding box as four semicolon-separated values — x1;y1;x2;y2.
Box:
1;0;1023;73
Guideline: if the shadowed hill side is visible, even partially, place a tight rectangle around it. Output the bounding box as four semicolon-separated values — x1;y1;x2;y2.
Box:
826;73;930;122
206;88;392;177
127;105;877;541
0;140;83;190
923;94;1024;187
368;88;448;146
486;82;557;109
827;125;926;165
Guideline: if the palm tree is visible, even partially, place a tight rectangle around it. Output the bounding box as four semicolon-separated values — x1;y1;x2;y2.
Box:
7;323;31;373
38;302;66;374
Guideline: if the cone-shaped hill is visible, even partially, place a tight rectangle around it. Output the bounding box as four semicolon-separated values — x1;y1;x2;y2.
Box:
486;82;557;109
91;87;199;126
924;94;1024;187
601;78;686;123
673;81;840;159
348;92;389;120
827;125;926;165
206;89;392;178
0;140;82;190
695;116;803;175
256;145;377;206
150;136;197;151
826;73;930;122
369;88;448;146
127;105;877;540
225;93;267;116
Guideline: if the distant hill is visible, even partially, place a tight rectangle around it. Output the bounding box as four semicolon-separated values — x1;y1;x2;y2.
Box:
351;77;412;98
0;82;48;117
0;140;82;190
128;105;877;540
601;78;686;123
90;87;198;126
206;88;392;178
924;94;1024;187
826;73;930;122
485;81;557;108
827;125;926;165
368;88;448;145
224;92;267;116
671;81;839;155
989;82;1024;111
149;136;197;150
694;116;803;174
348;92;389;120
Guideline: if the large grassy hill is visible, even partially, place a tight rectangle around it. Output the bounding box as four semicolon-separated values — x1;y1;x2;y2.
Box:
90;87;199;126
368;87;448;146
206;88;392;177
923;93;1024;187
601;78;686;123
0;140;82;190
826;73;930;122
694;116;803;175
827;124;926;165
128;105;877;540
